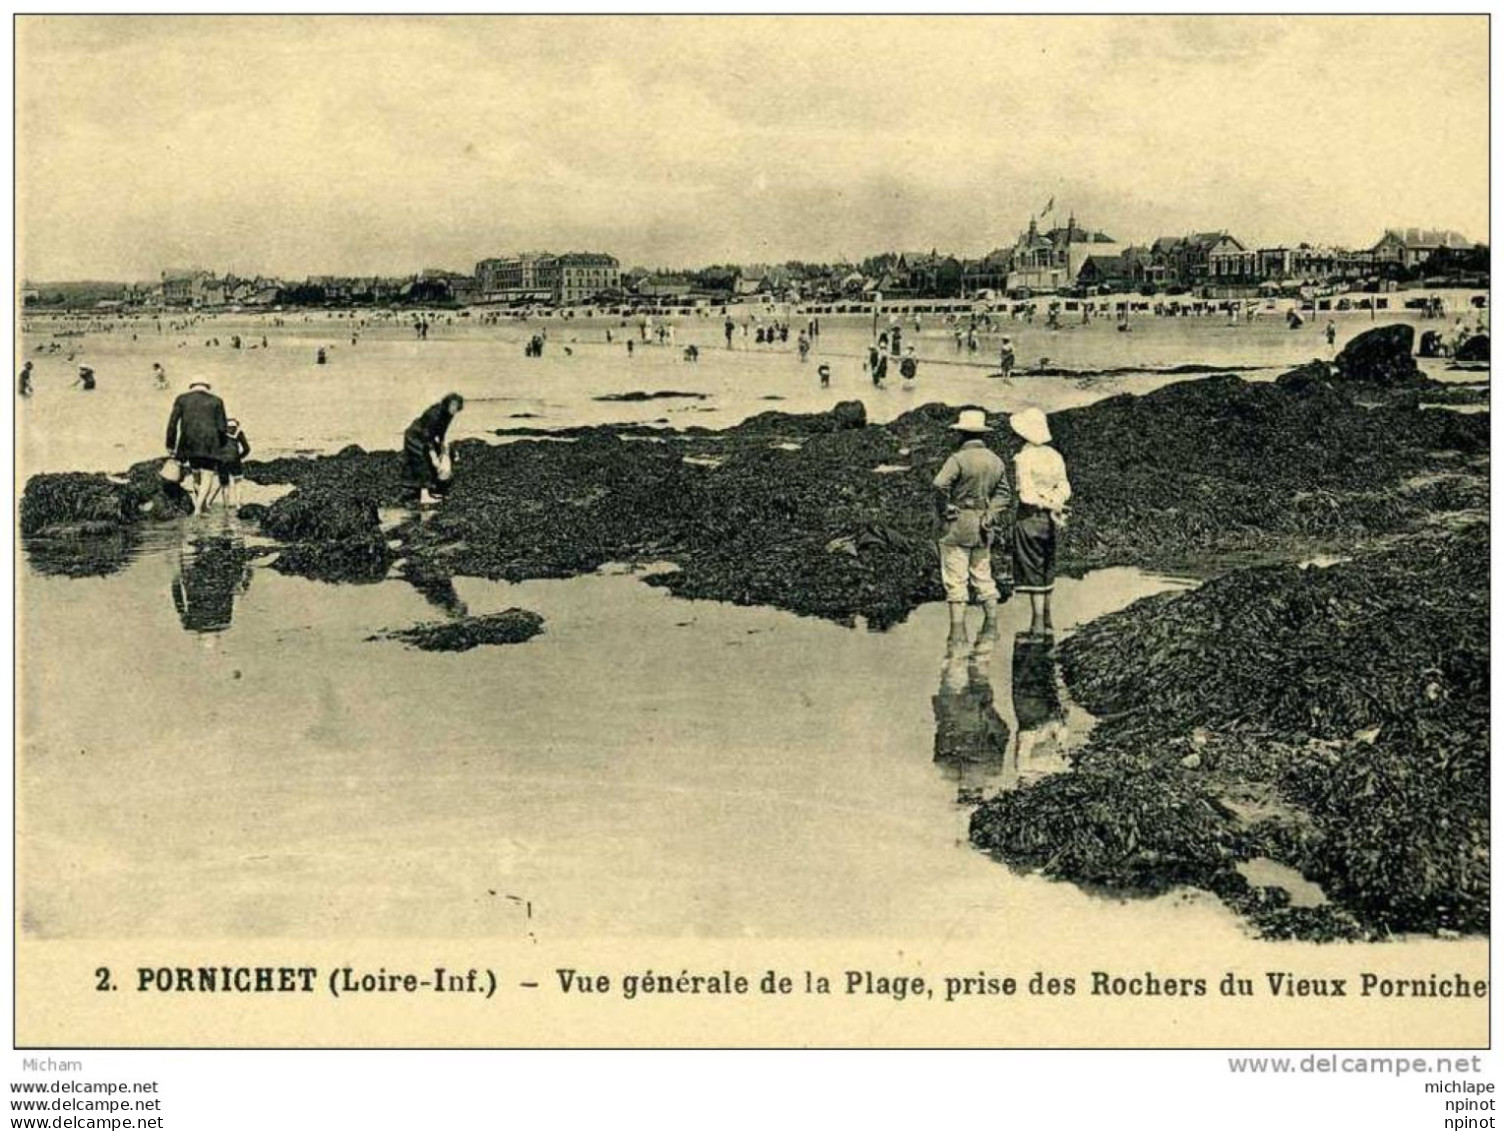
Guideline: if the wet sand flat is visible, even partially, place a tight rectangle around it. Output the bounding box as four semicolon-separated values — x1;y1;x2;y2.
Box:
21;522;1215;940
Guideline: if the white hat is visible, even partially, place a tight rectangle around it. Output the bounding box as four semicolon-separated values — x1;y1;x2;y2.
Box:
950;407;990;434
188;379;211;389
1010;407;1052;445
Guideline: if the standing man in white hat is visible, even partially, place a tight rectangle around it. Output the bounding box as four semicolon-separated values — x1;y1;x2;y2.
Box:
932;407;1009;646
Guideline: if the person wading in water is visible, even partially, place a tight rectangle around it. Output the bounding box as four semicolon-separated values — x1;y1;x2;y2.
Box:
932;407;1010;647
1009;407;1072;638
165;379;229;515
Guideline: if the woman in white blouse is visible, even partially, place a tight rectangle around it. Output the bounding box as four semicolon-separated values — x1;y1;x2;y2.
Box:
1009;408;1072;637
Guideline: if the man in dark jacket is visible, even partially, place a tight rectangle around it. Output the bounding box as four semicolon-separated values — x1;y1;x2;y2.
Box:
166;379;228;514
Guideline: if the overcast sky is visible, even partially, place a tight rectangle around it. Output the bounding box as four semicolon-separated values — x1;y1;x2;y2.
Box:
17;15;1489;281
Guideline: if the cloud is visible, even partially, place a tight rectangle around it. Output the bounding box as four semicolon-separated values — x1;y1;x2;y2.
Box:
17;15;1488;279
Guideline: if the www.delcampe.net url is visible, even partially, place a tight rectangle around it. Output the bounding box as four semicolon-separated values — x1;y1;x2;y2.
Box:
1229;1056;1494;1129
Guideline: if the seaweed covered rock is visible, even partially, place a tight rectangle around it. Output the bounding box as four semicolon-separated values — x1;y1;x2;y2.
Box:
92;458;196;524
370;608;544;651
259;489;392;583
20;472;131;535
19;473;152;578
1060;524;1488;744
1455;333;1490;363
1049;374;1487;570
244;446;405;505
594;390;709;402
971;763;1247;894
235;376;1488;629
1333;324;1421;386
831;399;868;430
1273;359;1333;395
732;399;868;438
1036;524;1490;937
270;537;393;584
261;489;380;542
1418;384;1490;407
1280;724;1488;934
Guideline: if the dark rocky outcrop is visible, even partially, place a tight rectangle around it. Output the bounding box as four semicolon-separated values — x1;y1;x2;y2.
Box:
973;523;1489;940
369;608;545;651
1333;324;1421;386
20;473;130;535
261;490;381;543
593;390;710;402
1272;359;1331;395
1455;333;1490;363
255;489;393;584
227;377;1491;628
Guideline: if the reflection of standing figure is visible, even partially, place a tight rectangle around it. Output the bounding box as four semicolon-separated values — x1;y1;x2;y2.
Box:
171;535;253;635
1011;632;1070;784
933;634;1011;801
404;563;469;618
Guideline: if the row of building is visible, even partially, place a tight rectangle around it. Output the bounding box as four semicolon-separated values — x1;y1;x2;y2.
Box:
28;221;1478;312
614;224;1482;307
876;221;1480;300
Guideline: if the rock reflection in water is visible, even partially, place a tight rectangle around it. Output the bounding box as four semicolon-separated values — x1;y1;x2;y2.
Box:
1012;632;1071;785
402;561;469;618
170;532;254;635
22;525;143;579
932;632;1012;803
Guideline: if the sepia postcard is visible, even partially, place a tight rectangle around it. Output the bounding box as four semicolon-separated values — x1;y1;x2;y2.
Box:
13;14;1490;1049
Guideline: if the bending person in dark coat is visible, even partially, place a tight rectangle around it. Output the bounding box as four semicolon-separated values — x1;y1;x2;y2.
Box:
166;379;229;515
403;392;464;505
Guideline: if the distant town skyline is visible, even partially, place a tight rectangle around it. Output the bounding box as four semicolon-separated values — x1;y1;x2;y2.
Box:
17;15;1489;281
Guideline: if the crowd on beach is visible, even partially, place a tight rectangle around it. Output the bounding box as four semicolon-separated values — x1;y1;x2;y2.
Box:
13;296;1482;599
